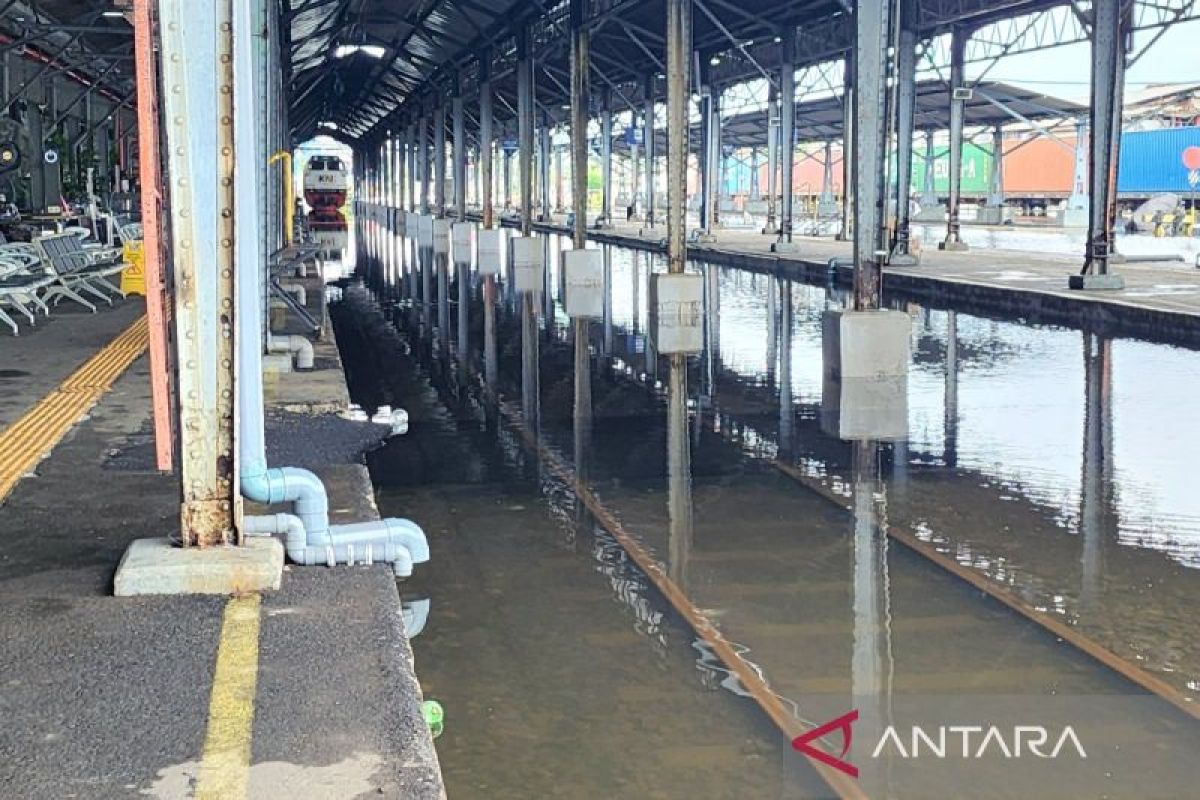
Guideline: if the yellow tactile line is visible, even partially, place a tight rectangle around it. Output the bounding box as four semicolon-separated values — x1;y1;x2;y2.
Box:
0;314;149;502
195;594;262;800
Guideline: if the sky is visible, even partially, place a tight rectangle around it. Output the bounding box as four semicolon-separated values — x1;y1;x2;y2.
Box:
978;18;1200;102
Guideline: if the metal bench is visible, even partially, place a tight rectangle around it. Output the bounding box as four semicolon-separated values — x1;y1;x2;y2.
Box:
0;247;54;335
36;231;128;312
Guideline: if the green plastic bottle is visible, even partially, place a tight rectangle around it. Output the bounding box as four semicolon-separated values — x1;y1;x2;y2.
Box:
422;699;444;739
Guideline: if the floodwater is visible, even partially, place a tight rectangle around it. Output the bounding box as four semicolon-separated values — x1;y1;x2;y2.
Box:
332;216;1200;799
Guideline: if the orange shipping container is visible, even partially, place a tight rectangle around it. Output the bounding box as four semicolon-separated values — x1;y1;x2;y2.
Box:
1001;135;1076;198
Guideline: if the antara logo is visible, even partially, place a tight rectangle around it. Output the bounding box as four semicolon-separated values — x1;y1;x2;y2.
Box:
792;711;1087;779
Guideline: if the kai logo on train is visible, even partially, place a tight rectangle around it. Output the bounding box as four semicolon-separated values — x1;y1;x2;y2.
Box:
792;710;1088;779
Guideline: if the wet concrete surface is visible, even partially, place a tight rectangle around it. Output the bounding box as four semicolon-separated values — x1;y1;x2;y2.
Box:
0;293;443;796
0;297;144;427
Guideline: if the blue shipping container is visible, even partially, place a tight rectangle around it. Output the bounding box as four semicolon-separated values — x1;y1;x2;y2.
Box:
1117;126;1200;195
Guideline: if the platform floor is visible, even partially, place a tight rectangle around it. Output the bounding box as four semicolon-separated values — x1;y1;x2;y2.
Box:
0;288;443;797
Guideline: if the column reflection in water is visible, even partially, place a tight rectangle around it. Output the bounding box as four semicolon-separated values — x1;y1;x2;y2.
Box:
483;268;498;392
944;309;959;468
419;239;433;338
1080;330;1115;613
455;256;469;370
766;275;778;389
777;277;794;460
436;242;450;353
851;438;895;798
602;245;613;355
667;348;693;590
521;283;540;433
642;254;658;384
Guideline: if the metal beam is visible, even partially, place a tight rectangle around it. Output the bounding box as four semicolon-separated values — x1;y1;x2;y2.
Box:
666;0;689;275
893;5;917;257
777;28;796;246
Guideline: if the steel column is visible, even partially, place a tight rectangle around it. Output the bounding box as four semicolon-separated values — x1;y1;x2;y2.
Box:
987;125;1004;206
480;60;494;229
159;0;237;545
518;26;535;235
941;27;968;250
419;114;430;213
666;0;689;274
853;0;893;310
777;29;796;245
600;89;613;225
839;57;855;242
764;82;778;234
539;117;551;221
919;130;938;207
453;87;465;220
1081;0;1128;281
434;104;446;215
893;9;917;256
644;75;655;228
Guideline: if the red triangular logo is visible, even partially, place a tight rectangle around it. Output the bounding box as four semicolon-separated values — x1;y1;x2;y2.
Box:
791;709;859;778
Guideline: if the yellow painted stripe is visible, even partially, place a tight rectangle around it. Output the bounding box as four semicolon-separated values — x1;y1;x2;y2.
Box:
0;315;148;502
195;594;262;800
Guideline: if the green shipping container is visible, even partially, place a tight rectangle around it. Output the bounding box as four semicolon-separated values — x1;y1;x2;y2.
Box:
908;142;992;195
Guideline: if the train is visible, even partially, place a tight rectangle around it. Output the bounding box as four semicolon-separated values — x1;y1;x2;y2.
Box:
303;154;348;254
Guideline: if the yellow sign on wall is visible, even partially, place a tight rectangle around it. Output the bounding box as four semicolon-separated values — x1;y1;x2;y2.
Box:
120;240;145;296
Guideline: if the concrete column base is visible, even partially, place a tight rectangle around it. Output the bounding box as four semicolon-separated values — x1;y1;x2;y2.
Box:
1057;207;1088;227
761;224;779;235
913;205;945;222
262;352;293;374
889;253;920;267
639;226;661;239
114;537;284;597
975;205;1012;226
938;240;970;252
771;240;800;254
1068;273;1125;291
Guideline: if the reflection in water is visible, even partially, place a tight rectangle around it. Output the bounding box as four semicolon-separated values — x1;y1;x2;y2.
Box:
1080;332;1114;615
345;215;1200;798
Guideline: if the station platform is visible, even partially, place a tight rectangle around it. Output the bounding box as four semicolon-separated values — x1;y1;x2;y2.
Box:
505;214;1200;342
0;284;444;796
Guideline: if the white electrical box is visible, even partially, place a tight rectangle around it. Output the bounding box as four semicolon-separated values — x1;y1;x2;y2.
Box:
417;214;434;247
510;236;544;292
477;229;502;275
452;221;474;261
562;249;603;319
432;218;451;254
650;273;704;355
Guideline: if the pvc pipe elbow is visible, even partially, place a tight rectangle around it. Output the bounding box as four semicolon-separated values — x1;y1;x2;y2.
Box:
286;335;314;369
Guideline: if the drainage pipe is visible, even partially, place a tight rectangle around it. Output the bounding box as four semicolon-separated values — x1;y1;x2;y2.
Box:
267;333;314;369
233;0;427;576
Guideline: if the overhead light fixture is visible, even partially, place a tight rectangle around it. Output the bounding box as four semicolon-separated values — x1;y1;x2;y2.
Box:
334;43;386;59
773;35;781;43
319;121;340;131
102;10;124;18
710;56;721;65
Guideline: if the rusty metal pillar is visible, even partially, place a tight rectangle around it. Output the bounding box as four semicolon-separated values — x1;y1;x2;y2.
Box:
644;74;656;228
772;27;797;252
434;103;447;215
852;0;894;310
940;26;969;251
763;81;779;235
453;78;466;221
893;5;917;258
1073;0;1128;290
160;0;237;545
